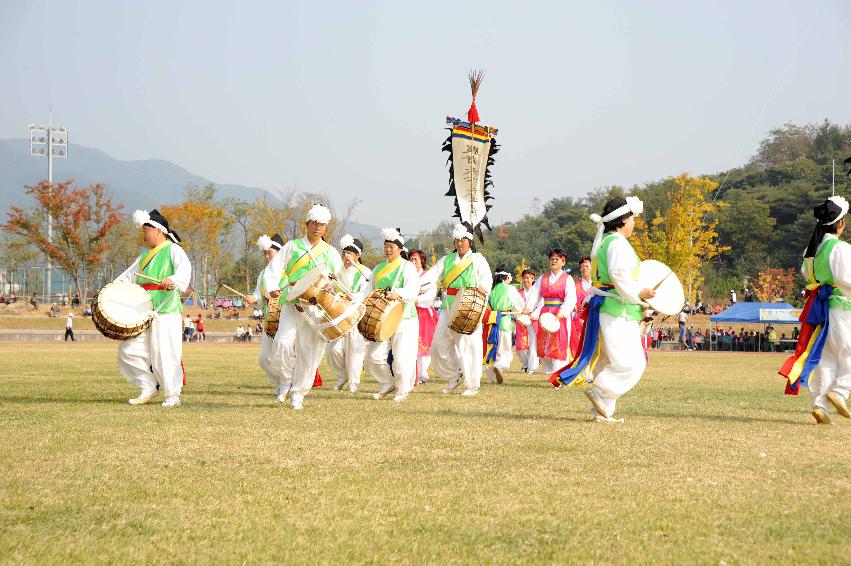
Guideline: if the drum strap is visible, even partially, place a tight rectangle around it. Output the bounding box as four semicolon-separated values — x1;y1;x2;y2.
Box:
286;240;331;279
140;241;169;272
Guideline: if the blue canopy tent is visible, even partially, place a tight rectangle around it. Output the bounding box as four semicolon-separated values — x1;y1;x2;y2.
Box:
709;302;800;324
710;302;801;352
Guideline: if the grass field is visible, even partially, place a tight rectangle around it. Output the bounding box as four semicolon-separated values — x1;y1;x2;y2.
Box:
1;343;849;564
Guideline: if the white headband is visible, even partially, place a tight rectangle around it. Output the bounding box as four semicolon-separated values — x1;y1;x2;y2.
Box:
132;210;167;234
823;195;849;225
452;223;474;241
340;234;362;254
381;228;405;246
589;196;643;259
307;203;332;224
257;235;273;252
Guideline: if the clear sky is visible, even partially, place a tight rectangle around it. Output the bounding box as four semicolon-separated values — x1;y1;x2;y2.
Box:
1;0;849;231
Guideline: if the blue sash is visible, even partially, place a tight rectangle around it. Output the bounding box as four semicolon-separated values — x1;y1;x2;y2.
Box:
554;295;605;386
485;311;504;364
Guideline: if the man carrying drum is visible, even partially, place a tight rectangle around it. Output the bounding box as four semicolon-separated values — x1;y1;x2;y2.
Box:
422;223;492;397
114;209;191;407
363;228;420;402
263;204;343;410
552;196;656;423
245;233;287;397
326;234;370;393
525;249;577;375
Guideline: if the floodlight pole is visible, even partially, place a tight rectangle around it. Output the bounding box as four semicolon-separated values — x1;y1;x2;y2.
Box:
28;110;68;303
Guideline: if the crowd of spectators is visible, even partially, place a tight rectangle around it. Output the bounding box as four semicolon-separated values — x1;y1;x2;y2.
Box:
649;324;797;352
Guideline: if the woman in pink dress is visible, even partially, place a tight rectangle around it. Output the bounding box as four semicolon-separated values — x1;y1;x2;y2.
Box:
409;250;438;384
526;249;577;375
571;257;593;358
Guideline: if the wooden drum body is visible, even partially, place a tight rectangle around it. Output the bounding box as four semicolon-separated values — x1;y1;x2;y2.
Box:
92;281;153;340
358;289;404;342
446;287;487;335
287;265;365;342
264;299;282;338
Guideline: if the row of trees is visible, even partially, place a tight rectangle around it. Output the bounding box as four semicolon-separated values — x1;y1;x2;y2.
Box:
1;181;359;301
3;119;848;307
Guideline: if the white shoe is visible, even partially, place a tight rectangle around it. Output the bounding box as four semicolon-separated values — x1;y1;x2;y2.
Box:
276;385;291;404
128;390;157;405
334;378;348;391
417;376;429;385
373;385;396;400
442;380;461;394
593;414;623;424
161;396;181;407
291;394;304;410
273;385;281;397
585;389;608;418
461;388;478;397
348;385;358;393
393;393;408;402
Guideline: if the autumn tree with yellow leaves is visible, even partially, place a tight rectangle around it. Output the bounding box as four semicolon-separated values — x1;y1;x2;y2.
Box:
750;267;797;303
632;173;730;303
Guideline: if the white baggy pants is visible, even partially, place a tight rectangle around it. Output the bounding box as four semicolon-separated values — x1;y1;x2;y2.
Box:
326;327;366;388
808;309;851;413
417;354;431;381
274;304;326;402
365;317;419;395
516;323;539;373
118;313;183;398
589;313;646;416
431;311;483;391
485;328;514;381
258;333;286;387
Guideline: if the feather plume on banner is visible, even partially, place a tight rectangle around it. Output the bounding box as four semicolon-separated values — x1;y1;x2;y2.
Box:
442;69;499;243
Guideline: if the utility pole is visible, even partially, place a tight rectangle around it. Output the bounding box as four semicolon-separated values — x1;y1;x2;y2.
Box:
28;111;68;303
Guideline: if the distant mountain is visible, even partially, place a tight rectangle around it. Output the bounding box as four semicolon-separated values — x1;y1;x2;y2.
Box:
0;138;381;244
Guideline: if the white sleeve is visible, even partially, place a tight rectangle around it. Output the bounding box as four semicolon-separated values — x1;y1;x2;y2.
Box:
475;254;493;291
560;275;577;317
263;241;291;292
169;245;192;292
830;240;851;298
507;286;525;312
417;275;438;308
422;256;445;287
327;247;344;278
608;237;643;305
527;277;543;317
251;273;262;302
394;262;420;304
114;257;141;283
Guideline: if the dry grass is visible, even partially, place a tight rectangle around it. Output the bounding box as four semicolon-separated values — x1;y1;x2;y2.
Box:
1;344;849;564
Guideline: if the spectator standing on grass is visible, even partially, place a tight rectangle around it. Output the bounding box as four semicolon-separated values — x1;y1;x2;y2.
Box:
195;314;205;342
183;314;193;342
65;313;75;342
768;327;778;352
792;326;800;340
678;308;687;345
30;293;38;310
729;289;737;305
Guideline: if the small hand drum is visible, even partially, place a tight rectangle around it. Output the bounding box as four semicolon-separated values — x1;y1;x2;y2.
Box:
538;312;560;334
636;259;685;316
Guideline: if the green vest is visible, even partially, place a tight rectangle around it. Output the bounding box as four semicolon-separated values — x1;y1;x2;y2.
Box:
135;242;182;314
810;237;850;310
256;269;287;320
373;258;416;318
281;239;336;305
488;282;515;332
349;267;367;293
441;252;478;310
594;233;642;321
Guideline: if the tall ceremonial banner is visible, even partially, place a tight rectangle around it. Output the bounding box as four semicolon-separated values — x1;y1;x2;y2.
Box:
443;70;499;242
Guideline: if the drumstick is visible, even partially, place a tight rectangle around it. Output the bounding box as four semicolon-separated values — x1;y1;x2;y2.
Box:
134;272;162;284
219;283;249;299
652;270;674;291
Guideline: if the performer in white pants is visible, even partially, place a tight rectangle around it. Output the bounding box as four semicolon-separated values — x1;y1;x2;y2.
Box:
363;228;420;402
246;233;287;396
553;196;656;423
264;204;343;410
423;223;492;396
484;267;525;384
409;249;438;384
115;209;191;407
780;195;851;424
326;234;370;393
515;269;539;374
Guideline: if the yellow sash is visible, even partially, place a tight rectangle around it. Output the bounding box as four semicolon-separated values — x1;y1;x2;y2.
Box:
443;253;475;288
140;240;169;272
374;257;402;285
286;240;331;279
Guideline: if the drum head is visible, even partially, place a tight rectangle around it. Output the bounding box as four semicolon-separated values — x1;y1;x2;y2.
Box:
515;313;531;327
539;312;559;334
99;282;152;326
286;264;327;302
637;259;685;316
378;302;405;341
